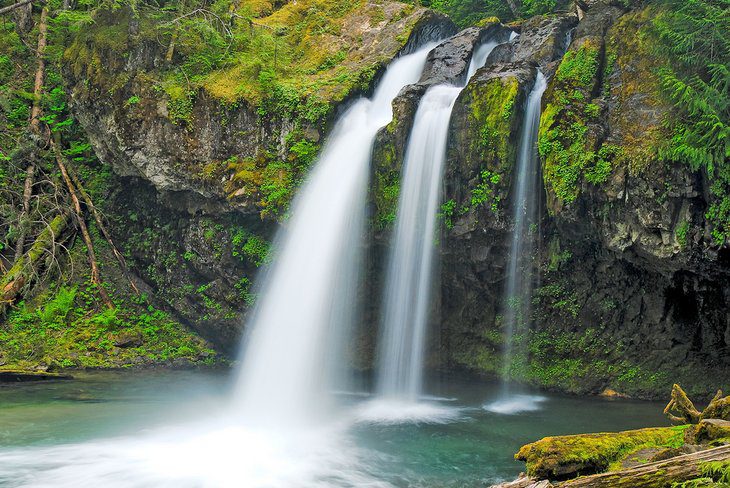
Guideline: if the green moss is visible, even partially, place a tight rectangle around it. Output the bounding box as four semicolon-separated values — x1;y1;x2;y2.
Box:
516;426;689;479
538;39;623;207
232;229;271;266
469;76;520;168
0;285;216;370
373;149;401;231
676;221;690;248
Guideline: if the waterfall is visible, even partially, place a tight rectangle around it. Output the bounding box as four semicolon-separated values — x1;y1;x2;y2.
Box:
375;38;505;403
497;71;548;402
232;43;436;428
375;85;462;401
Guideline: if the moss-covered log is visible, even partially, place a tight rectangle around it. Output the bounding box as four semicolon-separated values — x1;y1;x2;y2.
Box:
516;426;688;480
0;212;71;314
560;444;730;487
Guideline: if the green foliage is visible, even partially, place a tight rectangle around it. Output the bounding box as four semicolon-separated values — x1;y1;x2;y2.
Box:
652;0;730;245
534;282;580;318
374;170;401;230
439;199;457;229
0;282;216;369
470;169;502;213
674;460;730;487
232;229;271;267
540;42;622;204
38;286;78;328
676;220;691;248
420;0;570;27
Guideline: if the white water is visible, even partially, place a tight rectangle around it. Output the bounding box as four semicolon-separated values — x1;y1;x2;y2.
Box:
374;38;505;414
483;394;547;415
233;43;437;428
497;71;548;409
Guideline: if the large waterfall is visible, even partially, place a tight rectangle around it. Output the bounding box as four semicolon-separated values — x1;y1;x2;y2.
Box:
374;37;505;406
484;71;548;415
232;43;437;427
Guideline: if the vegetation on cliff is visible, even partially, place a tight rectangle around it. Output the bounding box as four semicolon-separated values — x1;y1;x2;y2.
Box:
422;0;573;27
653;0;730;245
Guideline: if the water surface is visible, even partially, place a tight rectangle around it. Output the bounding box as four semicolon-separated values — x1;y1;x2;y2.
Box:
0;371;667;487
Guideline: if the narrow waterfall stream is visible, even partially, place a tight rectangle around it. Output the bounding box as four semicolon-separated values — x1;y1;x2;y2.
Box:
484;71;548;415
375;84;462;402
368;35;509;421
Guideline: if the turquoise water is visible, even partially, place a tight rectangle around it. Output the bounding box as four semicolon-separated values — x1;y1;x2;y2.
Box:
0;371;667;487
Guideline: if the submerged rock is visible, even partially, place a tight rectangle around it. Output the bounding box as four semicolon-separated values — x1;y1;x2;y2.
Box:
0;370;73;382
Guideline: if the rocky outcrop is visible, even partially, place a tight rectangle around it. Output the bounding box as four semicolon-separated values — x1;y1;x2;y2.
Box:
60;3;455;353
488;14;577;75
433;0;730;399
64;3;454;216
51;0;729;396
371;22;513;234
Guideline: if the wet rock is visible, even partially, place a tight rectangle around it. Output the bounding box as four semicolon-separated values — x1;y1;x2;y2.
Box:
600;388;629;399
420;23;512;86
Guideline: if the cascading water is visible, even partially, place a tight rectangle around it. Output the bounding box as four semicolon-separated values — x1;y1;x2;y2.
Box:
372;37;507;414
233;43;438;428
375;84;462;402
483;71;548;415
0;44;439;488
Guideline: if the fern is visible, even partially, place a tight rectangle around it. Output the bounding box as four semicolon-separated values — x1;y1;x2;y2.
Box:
653;0;730;245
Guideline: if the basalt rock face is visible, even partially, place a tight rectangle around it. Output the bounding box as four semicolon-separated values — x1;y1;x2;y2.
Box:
436;1;729;398
362;22;514;367
62;3;455;353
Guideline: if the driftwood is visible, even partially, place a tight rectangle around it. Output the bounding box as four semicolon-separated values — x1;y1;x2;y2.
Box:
665;384;729;424
664;384;702;424
560;444;730;487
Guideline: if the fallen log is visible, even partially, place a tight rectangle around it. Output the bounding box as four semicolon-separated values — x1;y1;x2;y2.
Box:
559;444;730;487
0;212;70;315
0;0;38;16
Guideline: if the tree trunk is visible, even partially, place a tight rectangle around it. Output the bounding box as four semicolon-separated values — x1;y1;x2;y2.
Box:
66;166;140;295
29;6;48;135
560;445;730;487
51;138;114;309
12;164;36;264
